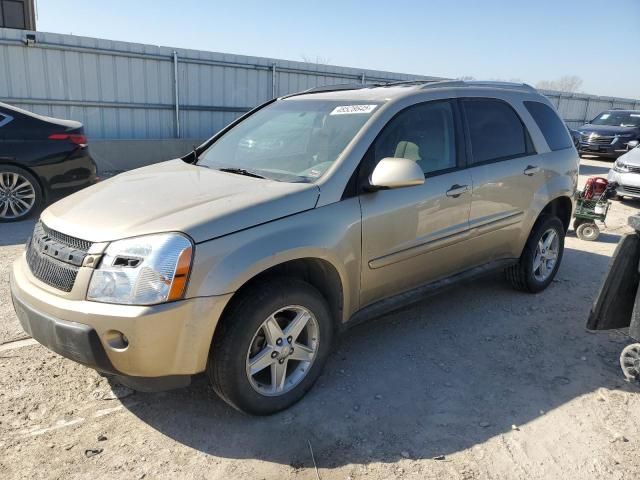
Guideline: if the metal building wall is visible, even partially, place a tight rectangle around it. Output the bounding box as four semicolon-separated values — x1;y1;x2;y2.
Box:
1;28;638;139
543;91;640;128
0;28;435;140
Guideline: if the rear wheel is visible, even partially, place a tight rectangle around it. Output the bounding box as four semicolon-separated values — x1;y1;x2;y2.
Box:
506;215;565;293
0;165;42;222
208;278;334;415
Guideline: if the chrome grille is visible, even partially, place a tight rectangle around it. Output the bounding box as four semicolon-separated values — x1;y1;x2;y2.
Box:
40;222;91;251
621;185;640;195
25;222;92;292
580;134;614;145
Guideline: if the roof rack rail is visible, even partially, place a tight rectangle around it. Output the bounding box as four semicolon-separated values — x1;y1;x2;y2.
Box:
282;83;371;99
420;80;537;91
379;79;442;87
282;79;449;98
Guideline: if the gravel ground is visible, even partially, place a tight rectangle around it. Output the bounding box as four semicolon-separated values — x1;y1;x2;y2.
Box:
1;157;640;480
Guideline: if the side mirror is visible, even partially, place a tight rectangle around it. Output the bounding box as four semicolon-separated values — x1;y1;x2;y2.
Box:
628;140;639;149
369;157;425;189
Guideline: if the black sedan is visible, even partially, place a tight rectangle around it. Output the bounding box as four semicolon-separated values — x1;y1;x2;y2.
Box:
0;102;97;222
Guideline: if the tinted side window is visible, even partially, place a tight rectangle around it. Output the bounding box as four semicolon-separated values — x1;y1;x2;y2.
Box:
375;101;457;175
463;99;533;164
524;101;572;151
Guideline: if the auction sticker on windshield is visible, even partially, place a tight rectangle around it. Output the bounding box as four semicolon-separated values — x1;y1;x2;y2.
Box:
330;105;378;115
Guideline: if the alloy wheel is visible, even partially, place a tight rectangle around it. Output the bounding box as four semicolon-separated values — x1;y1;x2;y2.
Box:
532;228;559;282
0;172;36;220
620;343;640;382
246;305;320;396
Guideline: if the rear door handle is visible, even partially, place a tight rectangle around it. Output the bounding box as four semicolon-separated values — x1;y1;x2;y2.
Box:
446;184;469;198
524;165;540;176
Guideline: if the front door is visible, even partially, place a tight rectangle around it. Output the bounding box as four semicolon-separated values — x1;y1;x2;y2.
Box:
359;100;473;307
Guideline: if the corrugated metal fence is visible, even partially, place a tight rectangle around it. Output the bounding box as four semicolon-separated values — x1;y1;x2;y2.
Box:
0;28;436;139
1;28;638;139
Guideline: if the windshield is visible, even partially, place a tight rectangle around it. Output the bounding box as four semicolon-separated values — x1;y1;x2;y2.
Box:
198;99;381;182
590;111;640;127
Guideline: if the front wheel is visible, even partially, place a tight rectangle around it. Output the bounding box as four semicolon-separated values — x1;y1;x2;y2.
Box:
208;278;334;415
506;215;565;293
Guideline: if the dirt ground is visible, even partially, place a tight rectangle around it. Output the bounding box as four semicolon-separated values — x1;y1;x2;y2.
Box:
1;157;640;480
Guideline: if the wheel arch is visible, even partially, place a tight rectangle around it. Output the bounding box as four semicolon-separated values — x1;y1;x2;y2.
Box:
0;161;47;201
212;257;346;345
539;195;573;233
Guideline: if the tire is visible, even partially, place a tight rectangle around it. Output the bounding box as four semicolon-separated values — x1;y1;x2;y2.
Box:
0;165;43;222
573;218;586;231
576;222;600;241
620;343;640;382
506;215;565;293
208;277;334;415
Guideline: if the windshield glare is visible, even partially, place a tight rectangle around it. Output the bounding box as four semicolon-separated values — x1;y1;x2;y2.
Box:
198;99;381;182
591;111;640;127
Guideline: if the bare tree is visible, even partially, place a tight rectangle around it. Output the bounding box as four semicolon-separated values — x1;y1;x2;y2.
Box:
301;54;331;65
456;75;476;81
536;75;583;93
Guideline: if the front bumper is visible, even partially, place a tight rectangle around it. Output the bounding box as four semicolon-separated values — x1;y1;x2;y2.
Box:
608;169;640;198
10;253;232;383
579;142;630;158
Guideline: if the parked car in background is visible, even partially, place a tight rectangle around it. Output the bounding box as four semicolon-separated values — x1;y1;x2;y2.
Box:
578;110;640;159
0;102;97;222
10;81;578;414
566;123;580;147
608;141;640;199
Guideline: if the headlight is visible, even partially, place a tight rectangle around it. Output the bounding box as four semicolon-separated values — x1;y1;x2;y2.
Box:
87;233;193;305
614;160;630;173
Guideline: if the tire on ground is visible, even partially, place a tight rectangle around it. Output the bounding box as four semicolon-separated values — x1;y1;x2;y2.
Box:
506;215;565;293
207;277;334;415
576;222;600;241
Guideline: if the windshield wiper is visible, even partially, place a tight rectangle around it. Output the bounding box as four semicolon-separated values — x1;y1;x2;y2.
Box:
217;167;266;179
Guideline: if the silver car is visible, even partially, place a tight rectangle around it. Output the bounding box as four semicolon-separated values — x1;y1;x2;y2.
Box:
10;80;578;414
608;142;640;199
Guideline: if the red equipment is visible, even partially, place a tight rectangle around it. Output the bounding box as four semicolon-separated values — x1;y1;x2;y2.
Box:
583;177;609;199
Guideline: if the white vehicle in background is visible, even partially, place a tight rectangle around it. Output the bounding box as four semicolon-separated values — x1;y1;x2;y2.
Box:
608;141;640;199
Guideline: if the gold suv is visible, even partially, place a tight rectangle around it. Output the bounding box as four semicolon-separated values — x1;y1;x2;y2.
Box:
11;81;579;414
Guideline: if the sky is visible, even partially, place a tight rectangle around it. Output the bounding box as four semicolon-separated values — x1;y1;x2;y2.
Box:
35;0;640;99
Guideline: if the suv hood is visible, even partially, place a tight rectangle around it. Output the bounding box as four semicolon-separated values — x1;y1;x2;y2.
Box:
617;147;640;166
41;160;320;243
579;124;639;136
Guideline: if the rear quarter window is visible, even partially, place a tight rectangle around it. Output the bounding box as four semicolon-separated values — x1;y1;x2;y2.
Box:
524;101;573;151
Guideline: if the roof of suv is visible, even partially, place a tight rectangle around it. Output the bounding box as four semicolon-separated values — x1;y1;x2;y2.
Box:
284;80;538;102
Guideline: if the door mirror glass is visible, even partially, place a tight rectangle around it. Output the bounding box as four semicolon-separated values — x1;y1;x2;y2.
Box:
369;157;425;189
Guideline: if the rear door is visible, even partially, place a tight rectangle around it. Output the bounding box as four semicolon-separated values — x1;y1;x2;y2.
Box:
461;98;543;264
359;99;473;306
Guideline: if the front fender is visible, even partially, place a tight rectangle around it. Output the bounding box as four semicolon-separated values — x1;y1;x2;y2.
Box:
186;198;362;322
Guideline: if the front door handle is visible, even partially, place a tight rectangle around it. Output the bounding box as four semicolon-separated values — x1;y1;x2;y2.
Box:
524;165;540;176
446;184;469;198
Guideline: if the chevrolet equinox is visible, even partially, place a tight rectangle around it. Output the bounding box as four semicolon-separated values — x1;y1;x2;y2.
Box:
10;80;578;414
